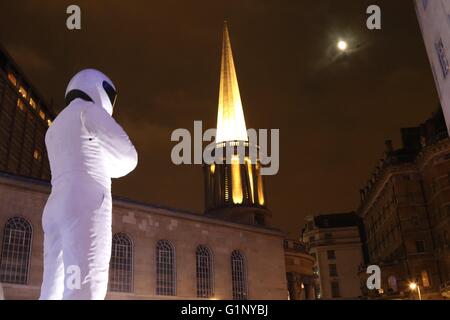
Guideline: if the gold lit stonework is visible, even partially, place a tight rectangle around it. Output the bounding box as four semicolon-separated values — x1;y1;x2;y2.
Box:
204;23;268;225
231;155;243;204
216;22;248;143
257;163;265;206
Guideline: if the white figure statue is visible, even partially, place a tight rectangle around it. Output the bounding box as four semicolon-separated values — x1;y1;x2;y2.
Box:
39;69;138;300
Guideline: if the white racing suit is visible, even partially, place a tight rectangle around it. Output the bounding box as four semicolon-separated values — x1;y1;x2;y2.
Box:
39;99;137;300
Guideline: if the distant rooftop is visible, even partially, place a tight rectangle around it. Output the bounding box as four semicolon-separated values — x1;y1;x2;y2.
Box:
360;108;448;203
312;212;360;229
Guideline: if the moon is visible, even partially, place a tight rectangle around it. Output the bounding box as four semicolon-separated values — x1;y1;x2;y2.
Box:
337;40;348;51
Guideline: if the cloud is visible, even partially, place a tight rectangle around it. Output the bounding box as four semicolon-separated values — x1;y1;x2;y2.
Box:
6;43;53;72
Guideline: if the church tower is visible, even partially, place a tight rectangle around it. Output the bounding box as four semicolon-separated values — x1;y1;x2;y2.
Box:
204;22;270;226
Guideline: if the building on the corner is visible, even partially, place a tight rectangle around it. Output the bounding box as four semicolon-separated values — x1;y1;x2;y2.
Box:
0;24;289;300
0;44;55;181
358;110;450;299
301;212;365;299
415;0;450;134
284;239;315;300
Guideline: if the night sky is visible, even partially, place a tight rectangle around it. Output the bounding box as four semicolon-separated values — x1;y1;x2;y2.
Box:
0;1;440;237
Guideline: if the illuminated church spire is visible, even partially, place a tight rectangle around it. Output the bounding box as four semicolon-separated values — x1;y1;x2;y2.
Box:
216;21;248;143
204;22;269;227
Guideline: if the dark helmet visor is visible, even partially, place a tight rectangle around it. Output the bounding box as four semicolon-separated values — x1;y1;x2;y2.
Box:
102;81;117;108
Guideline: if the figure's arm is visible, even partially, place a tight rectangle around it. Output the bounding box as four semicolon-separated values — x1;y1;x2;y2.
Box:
82;105;138;178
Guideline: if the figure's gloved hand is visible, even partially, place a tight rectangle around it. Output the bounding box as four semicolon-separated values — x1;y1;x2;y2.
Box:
81;105;138;178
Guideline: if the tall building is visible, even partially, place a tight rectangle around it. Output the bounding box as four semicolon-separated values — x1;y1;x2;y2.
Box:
0;26;289;300
415;0;450;134
302;212;365;299
203;22;270;227
0;45;54;180
358;110;450;299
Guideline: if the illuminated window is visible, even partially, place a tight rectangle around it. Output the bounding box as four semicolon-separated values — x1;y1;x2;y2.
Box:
7;72;17;86
156;240;176;296
16;99;25;111
33;150;41;161
421;270;431;288
18;86;27;99
109;233;133;292
231;250;247;300
0;217;33;284
231;155;243;204
196;245;214;298
29;98;37;110
39;110;45;120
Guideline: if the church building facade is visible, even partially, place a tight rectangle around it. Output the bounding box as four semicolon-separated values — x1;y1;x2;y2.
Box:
0;23;289;300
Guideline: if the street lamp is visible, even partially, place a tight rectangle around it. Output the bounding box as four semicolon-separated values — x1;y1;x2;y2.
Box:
409;282;422;300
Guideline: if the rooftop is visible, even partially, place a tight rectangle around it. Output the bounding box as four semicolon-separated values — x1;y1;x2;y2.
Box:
359;109;448;204
0;170;285;237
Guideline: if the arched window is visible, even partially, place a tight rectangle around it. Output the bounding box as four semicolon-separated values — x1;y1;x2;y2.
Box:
156;240;176;296
0;217;32;284
231;250;247;300
196;245;214;298
109;233;133;292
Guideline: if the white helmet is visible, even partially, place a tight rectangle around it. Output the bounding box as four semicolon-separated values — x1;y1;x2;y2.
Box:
65;68;117;115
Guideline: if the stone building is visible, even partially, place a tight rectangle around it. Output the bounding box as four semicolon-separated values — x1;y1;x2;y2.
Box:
358;110;450;299
0;24;289;300
302;212;365;299
0;172;287;300
284;239;315;300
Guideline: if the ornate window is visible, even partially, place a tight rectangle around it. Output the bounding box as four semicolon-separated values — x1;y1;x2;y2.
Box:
156;240;176;296
0;217;32;284
109;233;133;292
196;245;214;298
231;250;247;300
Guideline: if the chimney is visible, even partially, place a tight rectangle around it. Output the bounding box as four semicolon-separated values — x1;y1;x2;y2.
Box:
385;140;393;154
